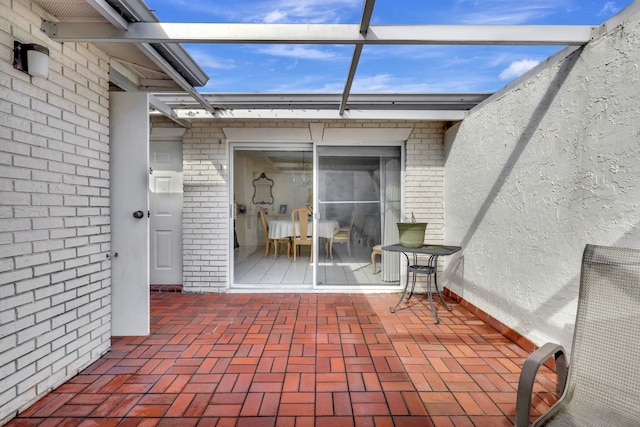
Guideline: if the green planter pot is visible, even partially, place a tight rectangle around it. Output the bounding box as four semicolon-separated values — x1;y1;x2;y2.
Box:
397;222;427;248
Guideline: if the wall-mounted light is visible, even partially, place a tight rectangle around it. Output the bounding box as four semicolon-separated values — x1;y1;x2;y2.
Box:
13;41;49;78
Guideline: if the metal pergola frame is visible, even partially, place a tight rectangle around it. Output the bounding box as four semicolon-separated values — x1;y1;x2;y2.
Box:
37;0;637;123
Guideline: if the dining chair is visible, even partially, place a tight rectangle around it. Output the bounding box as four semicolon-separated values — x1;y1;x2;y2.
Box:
328;211;355;259
291;206;313;262
258;207;290;259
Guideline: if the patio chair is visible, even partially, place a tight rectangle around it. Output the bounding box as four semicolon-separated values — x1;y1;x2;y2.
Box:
328;211;355;259
371;244;382;274
514;244;640;427
258;207;290;259
291;206;313;262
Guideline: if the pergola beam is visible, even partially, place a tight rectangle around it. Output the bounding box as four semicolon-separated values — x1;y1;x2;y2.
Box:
340;0;376;115
150;92;490;120
148;95;192;128
42;22;594;46
136;43;216;115
169;108;467;121
153;92;492;111
85;0;129;30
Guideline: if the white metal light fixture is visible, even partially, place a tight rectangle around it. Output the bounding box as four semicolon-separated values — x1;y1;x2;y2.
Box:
13;41;50;78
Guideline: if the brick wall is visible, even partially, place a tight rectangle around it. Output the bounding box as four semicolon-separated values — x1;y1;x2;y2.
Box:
0;1;112;423
170;119;447;291
405;122;446;242
182;123;228;292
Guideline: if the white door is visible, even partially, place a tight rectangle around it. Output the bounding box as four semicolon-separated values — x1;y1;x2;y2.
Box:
149;136;183;285
110;92;150;336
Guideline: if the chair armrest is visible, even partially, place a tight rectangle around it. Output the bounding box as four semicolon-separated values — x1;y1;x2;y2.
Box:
514;342;568;427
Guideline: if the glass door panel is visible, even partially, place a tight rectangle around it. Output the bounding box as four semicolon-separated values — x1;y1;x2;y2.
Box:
232;146;313;289
316;146;402;288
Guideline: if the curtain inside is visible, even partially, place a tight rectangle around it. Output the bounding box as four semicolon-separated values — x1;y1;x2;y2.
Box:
381;157;400;282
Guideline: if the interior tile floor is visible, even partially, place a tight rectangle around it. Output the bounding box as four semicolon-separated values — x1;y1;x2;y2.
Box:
7;293;560;427
233;244;395;288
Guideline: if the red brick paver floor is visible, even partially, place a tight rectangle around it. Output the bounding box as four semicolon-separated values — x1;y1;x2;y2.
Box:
7;293;560;426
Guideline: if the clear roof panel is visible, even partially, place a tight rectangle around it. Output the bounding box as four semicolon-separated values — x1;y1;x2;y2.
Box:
147;0;363;23
370;0;631;25
184;43;354;92
353;44;564;93
145;0;634;93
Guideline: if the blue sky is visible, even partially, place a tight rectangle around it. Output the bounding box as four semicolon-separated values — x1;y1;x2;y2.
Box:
145;0;633;93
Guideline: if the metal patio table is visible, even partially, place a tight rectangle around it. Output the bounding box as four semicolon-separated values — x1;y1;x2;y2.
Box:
383;243;462;323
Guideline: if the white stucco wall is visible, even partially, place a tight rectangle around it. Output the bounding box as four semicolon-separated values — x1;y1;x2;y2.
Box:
1;0;112;423
444;11;640;350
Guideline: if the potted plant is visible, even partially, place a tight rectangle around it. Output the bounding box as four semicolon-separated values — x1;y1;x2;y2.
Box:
397;213;427;248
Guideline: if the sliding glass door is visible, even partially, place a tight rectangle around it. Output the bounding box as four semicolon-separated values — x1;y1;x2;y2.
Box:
231;143;402;291
315;146;402;288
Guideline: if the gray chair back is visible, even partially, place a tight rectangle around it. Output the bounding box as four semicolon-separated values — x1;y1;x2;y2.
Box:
535;244;640;426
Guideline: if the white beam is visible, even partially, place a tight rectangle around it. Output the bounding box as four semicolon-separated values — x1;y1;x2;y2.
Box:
172;108;466;121
322;127;413;143
109;66;140;92
148;95;192;128
222;126;413;143
368;25;594;45
85;0;129;30
43;22;594;46
223;128;312;142
136;43;216;115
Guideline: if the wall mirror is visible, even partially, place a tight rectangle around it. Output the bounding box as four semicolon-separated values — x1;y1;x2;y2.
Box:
252;172;274;205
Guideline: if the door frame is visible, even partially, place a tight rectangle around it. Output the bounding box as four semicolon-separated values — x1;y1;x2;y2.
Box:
229;140;406;291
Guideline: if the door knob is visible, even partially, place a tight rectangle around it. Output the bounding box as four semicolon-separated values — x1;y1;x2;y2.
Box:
133;210;144;219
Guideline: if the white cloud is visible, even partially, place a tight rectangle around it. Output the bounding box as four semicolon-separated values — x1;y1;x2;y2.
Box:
148;0;360;23
351;74;433;93
258;45;340;61
270;78;344;92
499;59;540;80
269;73;431;93
455;0;568;24
598;2;621;16
225;0;362;23
188;49;237;70
263;9;287;23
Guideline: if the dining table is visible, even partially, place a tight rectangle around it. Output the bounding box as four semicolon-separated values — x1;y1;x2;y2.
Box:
383;243;462;323
268;218;339;240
